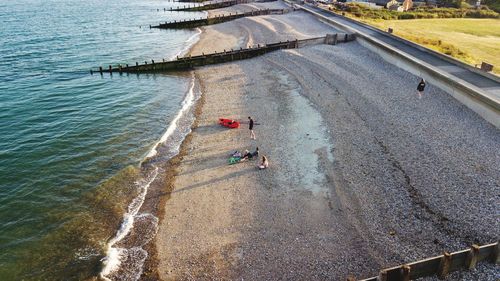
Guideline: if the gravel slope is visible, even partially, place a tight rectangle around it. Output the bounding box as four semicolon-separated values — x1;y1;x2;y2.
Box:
157;3;500;280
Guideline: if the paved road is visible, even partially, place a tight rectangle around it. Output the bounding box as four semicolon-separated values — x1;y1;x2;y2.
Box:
301;4;500;103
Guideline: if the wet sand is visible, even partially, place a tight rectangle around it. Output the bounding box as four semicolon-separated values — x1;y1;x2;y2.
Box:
155;2;500;280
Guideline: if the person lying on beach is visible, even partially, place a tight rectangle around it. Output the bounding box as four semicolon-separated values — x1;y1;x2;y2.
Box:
231;151;242;158
240;147;259;162
258;155;269;170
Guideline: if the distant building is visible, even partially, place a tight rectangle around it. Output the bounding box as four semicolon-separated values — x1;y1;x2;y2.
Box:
368;0;434;6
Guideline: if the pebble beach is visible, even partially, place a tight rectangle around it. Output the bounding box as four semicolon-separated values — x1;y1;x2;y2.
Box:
154;1;500;280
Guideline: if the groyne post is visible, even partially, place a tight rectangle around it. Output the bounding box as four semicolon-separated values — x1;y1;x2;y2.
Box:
492;242;500;264
465;244;480;269
401;265;410;281
378;270;387;281
438;252;452;279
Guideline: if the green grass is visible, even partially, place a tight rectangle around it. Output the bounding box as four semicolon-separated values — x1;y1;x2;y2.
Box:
331;3;499;20
361;18;500;74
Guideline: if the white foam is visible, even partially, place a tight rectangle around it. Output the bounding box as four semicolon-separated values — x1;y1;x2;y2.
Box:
171;27;202;59
144;74;198;159
100;167;158;280
100;26;202;281
144;27;201;160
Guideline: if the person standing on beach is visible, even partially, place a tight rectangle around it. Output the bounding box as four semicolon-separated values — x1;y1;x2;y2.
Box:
248;116;256;140
417;78;426;99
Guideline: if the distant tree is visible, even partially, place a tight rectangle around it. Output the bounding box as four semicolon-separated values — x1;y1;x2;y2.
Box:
439;0;467;8
482;0;500;12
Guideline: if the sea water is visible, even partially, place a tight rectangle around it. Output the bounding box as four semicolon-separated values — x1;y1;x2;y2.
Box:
0;0;203;279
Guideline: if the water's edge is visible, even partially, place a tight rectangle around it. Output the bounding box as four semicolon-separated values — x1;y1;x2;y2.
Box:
99;28;203;280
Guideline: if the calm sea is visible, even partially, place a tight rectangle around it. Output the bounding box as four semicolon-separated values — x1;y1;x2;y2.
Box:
0;0;203;279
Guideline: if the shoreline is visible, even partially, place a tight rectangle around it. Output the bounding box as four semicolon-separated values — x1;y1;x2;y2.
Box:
150;1;499;280
138;13;213;280
140;75;206;281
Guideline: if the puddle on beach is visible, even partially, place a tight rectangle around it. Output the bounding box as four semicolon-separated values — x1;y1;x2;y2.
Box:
271;70;334;196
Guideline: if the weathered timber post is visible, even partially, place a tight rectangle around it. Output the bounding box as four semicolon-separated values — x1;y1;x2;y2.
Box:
333;33;338;45
144;61;148;65
136;62;139;66
401;265;410;281
466;245;480;269
149;25;151;28
162;58;165;62
126;64;129;68
90;69;93;75
99;67;103;75
344;33;348;42
108;65;112;73
492;242;500;264
438;252;452;279
378;269;387;281
119;65;122;74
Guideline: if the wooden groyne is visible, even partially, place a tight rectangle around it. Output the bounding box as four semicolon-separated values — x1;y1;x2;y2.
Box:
350;242;499;281
152;9;291;29
92;33;354;74
170;0;251;12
